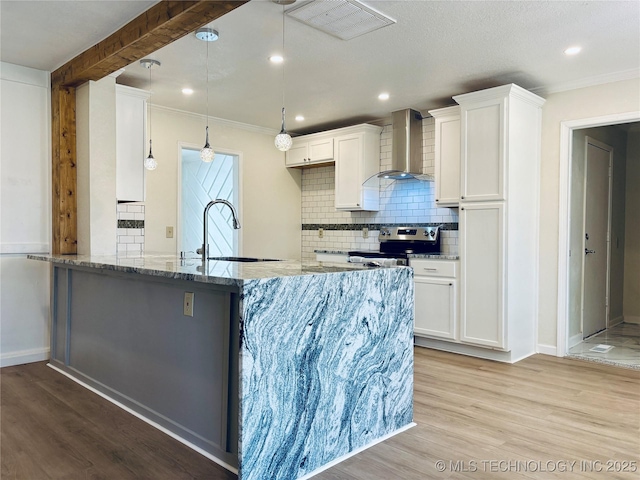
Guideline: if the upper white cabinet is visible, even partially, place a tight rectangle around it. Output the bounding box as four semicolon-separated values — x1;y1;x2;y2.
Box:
429;106;460;207
454;84;544;203
116;85;149;202
285;133;334;167
334;124;381;211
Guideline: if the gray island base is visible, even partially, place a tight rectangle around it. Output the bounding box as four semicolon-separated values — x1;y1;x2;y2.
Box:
29;254;415;480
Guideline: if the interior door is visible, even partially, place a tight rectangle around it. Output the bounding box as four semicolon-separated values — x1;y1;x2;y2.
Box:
180;148;238;257
582;138;612;338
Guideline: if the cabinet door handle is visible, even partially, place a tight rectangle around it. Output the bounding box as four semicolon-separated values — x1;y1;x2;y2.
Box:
449;283;453;286
461;207;465;211
435;199;439;202
424;268;437;271
461;195;465;199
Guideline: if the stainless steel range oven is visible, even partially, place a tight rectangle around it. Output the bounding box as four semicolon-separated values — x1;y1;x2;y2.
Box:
348;226;441;266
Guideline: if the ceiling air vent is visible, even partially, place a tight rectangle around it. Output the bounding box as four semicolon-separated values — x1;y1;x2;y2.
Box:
286;0;396;41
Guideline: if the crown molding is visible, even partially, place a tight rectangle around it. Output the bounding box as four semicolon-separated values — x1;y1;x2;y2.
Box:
150;104;279;136
531;68;640;96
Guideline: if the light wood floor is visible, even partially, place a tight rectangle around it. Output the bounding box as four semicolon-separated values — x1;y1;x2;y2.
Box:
2;348;639;479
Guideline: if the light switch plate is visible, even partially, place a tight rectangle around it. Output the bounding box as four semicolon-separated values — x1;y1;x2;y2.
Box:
183;292;194;317
166;226;174;238
362;227;369;238
318;228;324;238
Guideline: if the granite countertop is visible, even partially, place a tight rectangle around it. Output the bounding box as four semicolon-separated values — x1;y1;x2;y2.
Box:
28;253;404;287
315;249;460;260
407;253;459;260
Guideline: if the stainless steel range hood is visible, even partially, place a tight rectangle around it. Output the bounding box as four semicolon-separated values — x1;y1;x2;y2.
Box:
378;108;433;181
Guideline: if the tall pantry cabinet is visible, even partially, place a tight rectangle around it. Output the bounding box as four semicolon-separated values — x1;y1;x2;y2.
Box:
453;84;545;361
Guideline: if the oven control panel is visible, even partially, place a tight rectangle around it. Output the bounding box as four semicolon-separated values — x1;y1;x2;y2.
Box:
382;226;440;241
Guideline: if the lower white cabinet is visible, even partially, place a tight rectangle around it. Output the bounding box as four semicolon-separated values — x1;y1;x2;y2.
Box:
459;202;505;349
412;259;458;341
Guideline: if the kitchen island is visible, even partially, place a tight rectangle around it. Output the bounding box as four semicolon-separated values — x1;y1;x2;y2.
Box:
29;254;414;480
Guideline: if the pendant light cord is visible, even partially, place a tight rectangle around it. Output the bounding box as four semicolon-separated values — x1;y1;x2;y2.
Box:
282;5;285;109
281;5;286;131
206;31;210;130
148;62;152;154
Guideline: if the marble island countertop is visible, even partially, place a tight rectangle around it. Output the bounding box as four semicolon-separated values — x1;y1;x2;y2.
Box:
315;249;460;260
28;253;405;288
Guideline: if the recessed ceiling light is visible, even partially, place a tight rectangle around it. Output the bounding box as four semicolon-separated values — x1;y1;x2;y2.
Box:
182;88;194;95
269;55;284;64
564;46;582;55
295;115;305;121
378;92;390;100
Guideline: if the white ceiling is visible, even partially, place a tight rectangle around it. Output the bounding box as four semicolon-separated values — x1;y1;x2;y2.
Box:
2;0;639;134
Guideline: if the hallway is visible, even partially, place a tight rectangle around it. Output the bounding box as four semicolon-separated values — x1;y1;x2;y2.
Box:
568;323;640;369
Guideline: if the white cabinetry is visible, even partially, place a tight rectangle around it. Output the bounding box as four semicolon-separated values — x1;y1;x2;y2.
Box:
116;85;149;202
285;134;334;167
429;106;460;206
334;125;381;211
412;259;458;340
453;84;544;360
459;203;505;348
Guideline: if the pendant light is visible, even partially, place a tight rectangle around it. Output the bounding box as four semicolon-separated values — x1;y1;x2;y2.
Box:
141;59;161;171
274;4;293;152
196;27;219;163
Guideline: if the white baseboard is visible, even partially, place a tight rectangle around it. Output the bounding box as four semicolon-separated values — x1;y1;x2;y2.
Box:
1;347;49;368
413;336;535;363
609;316;624;327
568;333;583;349
624;315;640;324
536;344;558;356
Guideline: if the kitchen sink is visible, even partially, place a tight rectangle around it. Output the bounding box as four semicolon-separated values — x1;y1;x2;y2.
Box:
207;256;282;262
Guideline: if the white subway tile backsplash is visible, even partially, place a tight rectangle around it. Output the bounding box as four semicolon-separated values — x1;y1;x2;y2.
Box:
117;202;145;254
300;121;458;259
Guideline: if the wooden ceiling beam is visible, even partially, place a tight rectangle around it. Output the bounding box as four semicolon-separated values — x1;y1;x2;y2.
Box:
52;1;248;88
50;0;248;254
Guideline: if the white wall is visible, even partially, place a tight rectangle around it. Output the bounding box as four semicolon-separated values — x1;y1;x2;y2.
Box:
0;62;51;366
538;77;640;351
145;106;301;260
624;128;640;323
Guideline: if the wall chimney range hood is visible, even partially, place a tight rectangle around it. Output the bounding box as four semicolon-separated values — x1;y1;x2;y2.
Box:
378;108;433;181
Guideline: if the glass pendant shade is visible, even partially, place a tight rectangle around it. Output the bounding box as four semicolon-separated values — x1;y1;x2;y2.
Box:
200;126;215;162
200;145;215;162
274;107;292;152
144;139;157;171
275;131;292;152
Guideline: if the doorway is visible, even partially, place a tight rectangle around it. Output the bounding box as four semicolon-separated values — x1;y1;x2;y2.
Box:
178;147;240;256
582;137;612;338
560;120;640;368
